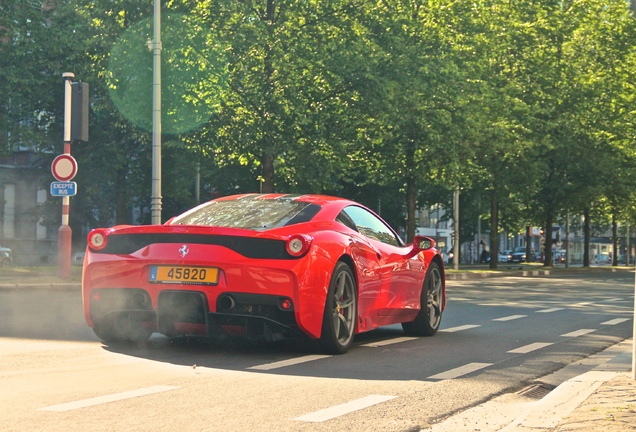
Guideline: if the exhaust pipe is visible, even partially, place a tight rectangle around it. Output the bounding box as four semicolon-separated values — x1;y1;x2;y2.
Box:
217;295;236;312
132;291;149;309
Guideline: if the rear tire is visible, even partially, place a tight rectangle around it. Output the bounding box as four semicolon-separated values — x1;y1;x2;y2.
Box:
319;262;357;354
402;262;443;336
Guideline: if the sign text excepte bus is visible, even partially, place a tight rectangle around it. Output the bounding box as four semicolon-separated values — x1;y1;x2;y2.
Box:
50;181;77;197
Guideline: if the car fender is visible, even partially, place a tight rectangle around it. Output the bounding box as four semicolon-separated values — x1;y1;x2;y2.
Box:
294;230;377;339
293;233;345;339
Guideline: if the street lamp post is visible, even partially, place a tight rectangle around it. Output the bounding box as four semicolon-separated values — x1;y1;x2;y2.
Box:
631;0;636;382
453;186;459;271
151;0;162;224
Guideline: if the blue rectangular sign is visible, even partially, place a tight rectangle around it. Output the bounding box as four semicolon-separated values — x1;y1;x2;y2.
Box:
50;181;77;197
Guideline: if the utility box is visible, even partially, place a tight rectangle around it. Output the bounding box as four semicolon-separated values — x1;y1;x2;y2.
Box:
71;82;89;142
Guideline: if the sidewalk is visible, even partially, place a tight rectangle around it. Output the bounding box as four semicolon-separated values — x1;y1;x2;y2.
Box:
508;338;634;432
553;371;635;431
422;340;635;432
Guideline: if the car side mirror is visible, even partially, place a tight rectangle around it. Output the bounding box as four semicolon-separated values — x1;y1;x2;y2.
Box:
413;235;435;251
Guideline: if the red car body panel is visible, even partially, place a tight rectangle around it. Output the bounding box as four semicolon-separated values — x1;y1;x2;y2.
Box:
82;194;446;342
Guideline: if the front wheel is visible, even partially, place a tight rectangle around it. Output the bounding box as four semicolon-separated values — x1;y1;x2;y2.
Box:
319;262;357;354
402;262;443;336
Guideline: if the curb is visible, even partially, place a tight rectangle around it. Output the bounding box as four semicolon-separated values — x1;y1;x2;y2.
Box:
421;340;633;432
500;370;620;431
446;270;554;280
445;266;632;281
0;282;81;291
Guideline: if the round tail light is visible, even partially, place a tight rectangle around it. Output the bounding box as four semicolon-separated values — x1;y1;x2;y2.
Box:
286;234;312;257
87;229;108;251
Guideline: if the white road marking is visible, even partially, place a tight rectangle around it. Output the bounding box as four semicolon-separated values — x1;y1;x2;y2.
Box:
360;336;418;347
247;355;331;371
493;315;527;322
293;395;397;422
601;318;630;325
439;324;481;333
536;307;564;313
479;302;523;307
571;302;592;307
561;329;596;337
508;342;553;354
37;386;180;412
428;362;492;380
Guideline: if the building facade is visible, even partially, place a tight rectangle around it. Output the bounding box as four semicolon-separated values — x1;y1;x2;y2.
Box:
0;148;57;265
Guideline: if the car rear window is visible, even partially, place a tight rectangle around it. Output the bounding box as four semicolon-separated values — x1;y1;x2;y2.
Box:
170;197;321;230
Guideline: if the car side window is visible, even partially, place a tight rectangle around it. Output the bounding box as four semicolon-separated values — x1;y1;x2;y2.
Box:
342;206;400;247
336;211;359;232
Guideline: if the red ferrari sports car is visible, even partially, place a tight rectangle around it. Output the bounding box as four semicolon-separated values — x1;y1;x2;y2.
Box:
82;193;446;354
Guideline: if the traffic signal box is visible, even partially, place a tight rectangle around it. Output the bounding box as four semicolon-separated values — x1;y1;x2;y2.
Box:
71;82;89;142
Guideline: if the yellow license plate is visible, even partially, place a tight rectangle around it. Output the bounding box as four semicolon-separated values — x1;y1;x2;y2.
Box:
149;266;219;285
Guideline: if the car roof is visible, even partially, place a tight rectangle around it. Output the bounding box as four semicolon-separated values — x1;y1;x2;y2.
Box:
215;193;353;206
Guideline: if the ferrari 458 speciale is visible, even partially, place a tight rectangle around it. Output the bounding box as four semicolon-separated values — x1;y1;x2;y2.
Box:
82;194;446;354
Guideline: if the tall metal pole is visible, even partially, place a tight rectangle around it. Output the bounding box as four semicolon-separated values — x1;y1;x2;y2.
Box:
565;211;570;268
57;72;74;278
151;0;162;224
626;221;630;267
453;186;459;270
628;0;636;382
477;194;481;264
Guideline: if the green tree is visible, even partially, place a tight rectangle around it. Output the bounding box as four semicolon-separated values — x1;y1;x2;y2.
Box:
186;0;366;193
0;1;60;154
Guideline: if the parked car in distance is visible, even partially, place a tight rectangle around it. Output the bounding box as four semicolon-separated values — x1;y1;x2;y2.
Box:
510;246;536;263
594;253;611;265
0;245;12;267
499;250;512;263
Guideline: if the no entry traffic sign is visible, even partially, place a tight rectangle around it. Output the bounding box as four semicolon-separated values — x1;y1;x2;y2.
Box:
51;154;78;182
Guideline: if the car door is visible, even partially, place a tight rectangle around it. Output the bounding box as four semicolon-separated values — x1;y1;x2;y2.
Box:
341;206;422;321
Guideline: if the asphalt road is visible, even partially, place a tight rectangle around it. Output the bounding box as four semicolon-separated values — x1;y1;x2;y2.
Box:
0;271;633;431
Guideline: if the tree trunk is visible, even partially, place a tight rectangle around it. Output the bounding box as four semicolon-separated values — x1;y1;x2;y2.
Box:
612;212;618;266
406;174;416;243
115;168;129;225
583;207;591;267
489;189;498;270
260;152;274;193
543;212;553;266
259;1;276;194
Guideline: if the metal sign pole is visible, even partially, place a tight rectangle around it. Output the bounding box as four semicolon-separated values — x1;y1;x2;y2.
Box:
57;72;74;278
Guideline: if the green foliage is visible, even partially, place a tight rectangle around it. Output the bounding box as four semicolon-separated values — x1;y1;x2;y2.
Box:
4;0;636;242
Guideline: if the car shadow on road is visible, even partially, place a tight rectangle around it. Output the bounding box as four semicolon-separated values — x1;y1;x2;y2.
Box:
96;323;470;382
